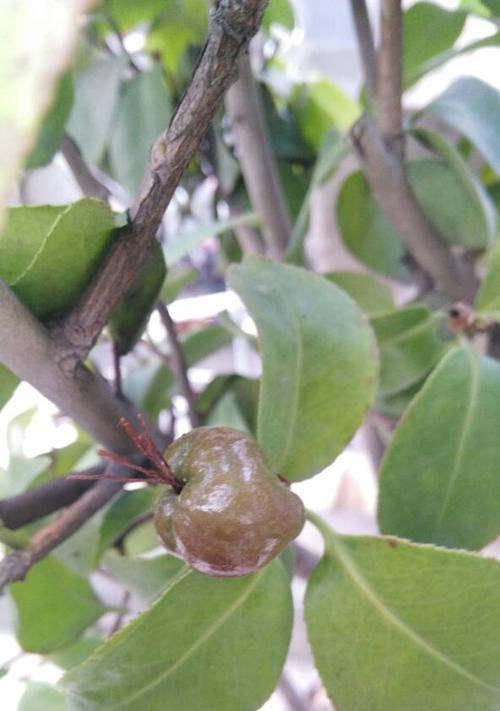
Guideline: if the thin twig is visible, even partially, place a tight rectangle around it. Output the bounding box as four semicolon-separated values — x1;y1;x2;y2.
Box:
112;342;123;399
0;462;128;590
349;0;377;99
61;134;110;201
104;10;141;73
351;117;478;301
377;0;403;153
57;0;269;372
0;282;148;452
113;512;154;551
225;53;291;259
350;0;477;301
0;465;103;530
157;302;201;428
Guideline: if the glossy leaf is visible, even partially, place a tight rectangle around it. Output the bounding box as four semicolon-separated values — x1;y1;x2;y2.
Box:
379;344;500;549
10;555;104;653
412;127;496;247
0;0;94;230
325;272;394;316
227;258;378;480
337;170;407;279
305;520;500;711
403;3;466;87
0;200;117;319
67;55;124;165
64;561;292;711
109;241;167;355
371;305;445;396
475;241;500;319
26;72;74;168
104;552;185;605
425;77;500;174
109;67;172;194
18;682;66;711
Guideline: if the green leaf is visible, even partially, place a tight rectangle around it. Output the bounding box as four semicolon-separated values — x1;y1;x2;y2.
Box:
0;200;117;320
64;561;292;711
182;323;233;366
305;519;500;711
109;241;167;355
379;344;500;549
407;31;500;87
97;488;157;560
161;265;197;302
424;77;500;174
18;682;66;711
403;3;466;87
109;66;172;194
291;80;360;151
262;0;294;31
104;552;185;604
106;0;168;29
67;55;124;165
50;635;104;671
0;0;94;231
164;212;259;267
54;506;110;576
10;555;105;653
412;127;497;247
325;272;394;316
287;132;348;264
146;0;208;75
371;305;445;396
374;377;427;419
408;158;495;249
205;391;251;433
0;363;19;411
337;170;407;279
26;72;74;168
475;240;500;318
0;455;50;498
227;258;378;480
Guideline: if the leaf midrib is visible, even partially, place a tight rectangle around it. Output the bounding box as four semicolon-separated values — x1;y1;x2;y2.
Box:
329;536;500;695
432;346;479;538
108;568;265;710
9;204;72;286
257;285;302;472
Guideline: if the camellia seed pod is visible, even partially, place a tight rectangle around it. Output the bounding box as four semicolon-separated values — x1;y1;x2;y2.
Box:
154;427;305;577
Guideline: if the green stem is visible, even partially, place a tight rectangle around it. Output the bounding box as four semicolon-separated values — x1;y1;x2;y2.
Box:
305;509;339;544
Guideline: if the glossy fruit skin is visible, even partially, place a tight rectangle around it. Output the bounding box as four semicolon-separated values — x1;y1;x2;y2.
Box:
154;427;305;577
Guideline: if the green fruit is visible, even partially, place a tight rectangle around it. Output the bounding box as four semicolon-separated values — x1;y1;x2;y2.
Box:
154;427;305;577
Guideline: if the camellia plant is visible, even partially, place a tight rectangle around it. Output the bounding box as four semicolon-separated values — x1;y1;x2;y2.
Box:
3;0;500;710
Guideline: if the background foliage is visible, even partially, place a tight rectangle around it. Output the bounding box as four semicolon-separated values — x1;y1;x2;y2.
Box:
3;1;500;710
